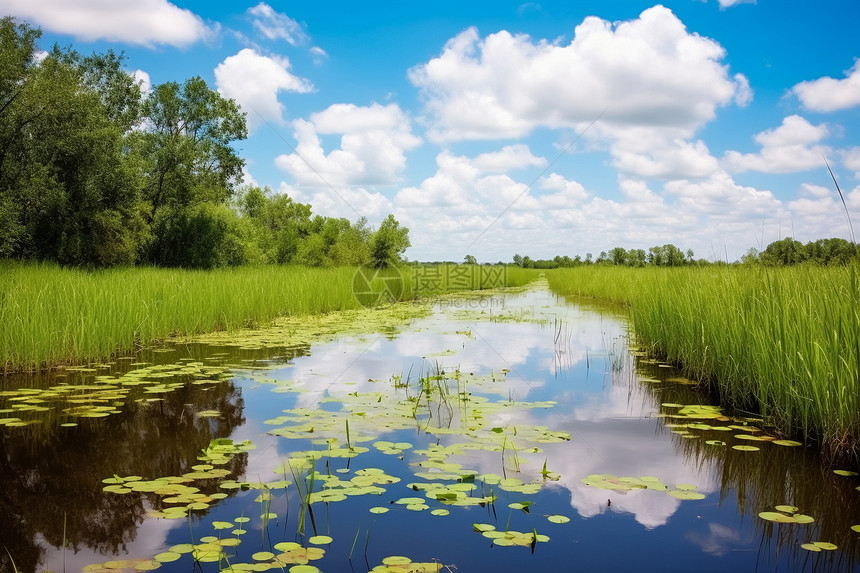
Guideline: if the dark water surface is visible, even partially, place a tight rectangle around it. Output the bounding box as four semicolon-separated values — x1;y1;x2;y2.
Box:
1;286;858;573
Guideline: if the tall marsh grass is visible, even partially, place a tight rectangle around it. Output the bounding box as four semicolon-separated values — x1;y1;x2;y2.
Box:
546;265;860;457
0;262;538;372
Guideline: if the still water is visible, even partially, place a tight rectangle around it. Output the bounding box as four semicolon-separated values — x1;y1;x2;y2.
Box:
1;285;858;573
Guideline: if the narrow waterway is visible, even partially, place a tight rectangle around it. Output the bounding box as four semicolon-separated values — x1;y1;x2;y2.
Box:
0;284;857;573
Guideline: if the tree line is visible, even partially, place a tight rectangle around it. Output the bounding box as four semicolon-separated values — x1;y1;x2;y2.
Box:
512;237;857;269
0;18;409;269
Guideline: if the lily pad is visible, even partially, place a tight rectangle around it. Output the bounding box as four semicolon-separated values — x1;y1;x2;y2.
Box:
308;535;332;545
547;515;570;524
732;445;760;452
772;439;802;447
834;470;858;476
154;552;181;563
759;512;797;523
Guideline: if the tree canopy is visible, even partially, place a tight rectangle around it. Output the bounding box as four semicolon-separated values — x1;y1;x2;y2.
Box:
0;18;409;269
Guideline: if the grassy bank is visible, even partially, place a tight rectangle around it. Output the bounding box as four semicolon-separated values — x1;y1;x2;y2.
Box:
546;265;860;458
0;262;539;372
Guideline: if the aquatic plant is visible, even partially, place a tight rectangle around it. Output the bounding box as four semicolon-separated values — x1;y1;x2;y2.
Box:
547;265;860;459
0;262;541;372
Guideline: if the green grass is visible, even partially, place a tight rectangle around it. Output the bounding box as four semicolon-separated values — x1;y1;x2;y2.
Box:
0;262;539;372
546;265;860;458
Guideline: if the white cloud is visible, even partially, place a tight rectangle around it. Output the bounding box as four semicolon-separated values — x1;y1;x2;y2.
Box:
664;171;781;218
275;103;421;187
214;49;313;132
471;144;548;172
793;61;860;112
409;5;748;142
3;0;212;47
246;3;308;46
310;46;329;65
722;115;830;173
276;182;393;220
131;69;151;95
840;147;860;178
612;138;720;179
718;0;756;8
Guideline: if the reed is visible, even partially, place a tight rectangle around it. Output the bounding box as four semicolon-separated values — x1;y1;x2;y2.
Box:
546;265;860;458
0;262;539;373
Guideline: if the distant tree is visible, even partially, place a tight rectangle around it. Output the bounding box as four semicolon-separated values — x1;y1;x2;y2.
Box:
740;247;760;265
760;237;806;266
628;248;647;267
512;253;523;267
464;254;478;265
608;247;627;266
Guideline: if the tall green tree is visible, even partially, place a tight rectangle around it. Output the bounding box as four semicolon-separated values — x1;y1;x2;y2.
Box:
0;19;147;265
369;214;410;267
133;76;248;267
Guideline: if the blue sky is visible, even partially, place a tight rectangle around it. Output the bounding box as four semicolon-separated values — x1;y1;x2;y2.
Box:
6;0;860;262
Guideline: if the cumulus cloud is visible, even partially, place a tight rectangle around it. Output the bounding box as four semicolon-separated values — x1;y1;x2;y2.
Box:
131;69;151;95
276;182;393;220
246;3;308;46
3;0;213;47
214;49;313;132
664;171;781;218
275;103;421;187
612;138;720;179
793;61;860;112
842;147;860;178
722;115;830;173
408;5;748;142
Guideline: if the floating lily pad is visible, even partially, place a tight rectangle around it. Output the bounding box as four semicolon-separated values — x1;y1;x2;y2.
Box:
772;439;802;447
732;445;760;452
369;507;389;514
668;490;706;500
759;512;797;523
850;525;860;533
252;551;275;561
154;552;181;563
834;470;858;476
801;541;837;551
547;515;570;524
309;535;332;545
775;505;799;513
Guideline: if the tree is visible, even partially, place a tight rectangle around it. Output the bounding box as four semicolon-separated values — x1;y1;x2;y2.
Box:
760;237;806;266
369;214;410;266
134;77;246;213
512;253;523;267
0;20;147;266
464;254;478;265
132;76;248;266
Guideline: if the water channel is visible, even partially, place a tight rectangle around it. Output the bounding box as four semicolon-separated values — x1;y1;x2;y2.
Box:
1;284;858;572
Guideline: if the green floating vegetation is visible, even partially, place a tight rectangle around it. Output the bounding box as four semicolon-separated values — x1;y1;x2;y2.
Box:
758;504;815;525
833;469;858;476
581;473;706;501
369;556;443;572
801;541;838;552
471;523;549;547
